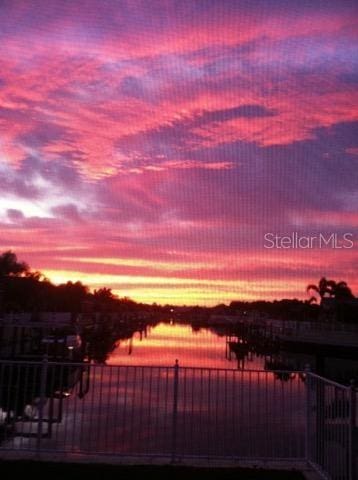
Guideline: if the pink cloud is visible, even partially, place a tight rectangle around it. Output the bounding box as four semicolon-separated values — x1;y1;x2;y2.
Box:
0;2;356;177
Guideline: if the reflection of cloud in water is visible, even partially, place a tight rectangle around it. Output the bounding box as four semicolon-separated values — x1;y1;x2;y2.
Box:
108;323;264;369
3;364;306;459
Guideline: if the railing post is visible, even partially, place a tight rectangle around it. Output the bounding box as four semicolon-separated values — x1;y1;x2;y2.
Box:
36;354;48;454
171;359;179;463
348;380;356;480
305;364;311;464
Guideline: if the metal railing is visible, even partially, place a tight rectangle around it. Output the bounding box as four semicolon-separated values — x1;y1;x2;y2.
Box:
0;359;356;480
306;372;357;480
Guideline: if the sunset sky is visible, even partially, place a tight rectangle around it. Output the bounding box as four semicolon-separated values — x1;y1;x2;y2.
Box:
0;1;357;305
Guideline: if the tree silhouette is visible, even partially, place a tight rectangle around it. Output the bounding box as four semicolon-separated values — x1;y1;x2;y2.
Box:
56;281;89;312
307;277;354;303
93;287;116;301
92;287;119;312
0;251;29;276
332;281;354;300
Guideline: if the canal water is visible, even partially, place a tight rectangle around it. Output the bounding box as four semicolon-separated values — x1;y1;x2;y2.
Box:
107;322;264;369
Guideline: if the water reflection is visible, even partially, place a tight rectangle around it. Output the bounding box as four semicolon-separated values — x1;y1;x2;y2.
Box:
0;362;306;459
106;321;357;385
108;322;265;369
2;317;355;383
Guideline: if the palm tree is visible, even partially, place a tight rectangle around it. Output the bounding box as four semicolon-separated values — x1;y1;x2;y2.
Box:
333;281;354;300
306;277;332;303
307;277;354;303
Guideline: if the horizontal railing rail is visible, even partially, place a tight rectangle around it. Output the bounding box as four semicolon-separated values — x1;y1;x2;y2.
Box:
306;372;353;390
